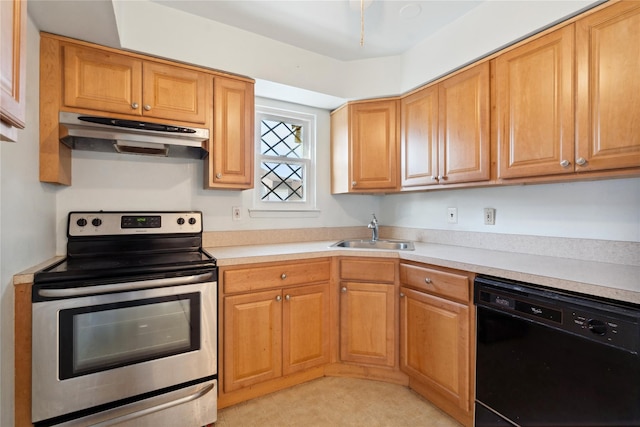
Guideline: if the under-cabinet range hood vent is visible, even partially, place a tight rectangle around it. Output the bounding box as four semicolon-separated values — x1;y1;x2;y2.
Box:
58;112;209;159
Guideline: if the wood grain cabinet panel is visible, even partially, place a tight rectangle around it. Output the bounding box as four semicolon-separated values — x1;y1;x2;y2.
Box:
496;25;575;179
438;62;491;184
576;1;640;172
1;0;27;141
400;287;471;412
340;281;395;367
208;76;255;189
331;98;400;193
401;85;439;187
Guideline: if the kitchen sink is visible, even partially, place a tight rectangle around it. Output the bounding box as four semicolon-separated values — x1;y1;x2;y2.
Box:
331;239;415;251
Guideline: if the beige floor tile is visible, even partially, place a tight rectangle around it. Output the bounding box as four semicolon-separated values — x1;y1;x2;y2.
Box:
216;377;463;427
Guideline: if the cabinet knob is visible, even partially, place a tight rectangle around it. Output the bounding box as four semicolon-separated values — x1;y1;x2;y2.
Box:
285;294;291;301
400;292;405;298
431;176;438;181
341;287;347;293
275;295;282;302
281;273;287;280
437;175;445;181
560;159;570;168
352;181;357;187
216;173;222;179
131;102;139;109
144;104;152;111
576;157;587;166
425;277;432;284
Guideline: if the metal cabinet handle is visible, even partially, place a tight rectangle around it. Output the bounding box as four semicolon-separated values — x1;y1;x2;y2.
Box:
560;159;570;168
341;286;347;293
400;292;405;298
131;102;139;109
352;181;357;187
144;104;152;111
285;294;291;301
281;273;287;280
216;173;222;179
276;295;282;302
576;157;587;166
431;176;438;181
437;175;445;181
425;278;432;284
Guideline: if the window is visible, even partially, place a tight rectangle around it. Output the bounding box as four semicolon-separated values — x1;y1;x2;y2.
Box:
252;106;317;216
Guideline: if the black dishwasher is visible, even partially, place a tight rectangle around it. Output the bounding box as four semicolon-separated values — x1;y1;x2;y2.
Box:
474;275;640;427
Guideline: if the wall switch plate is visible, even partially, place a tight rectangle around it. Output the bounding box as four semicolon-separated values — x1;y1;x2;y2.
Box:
484;208;496;225
447;207;458;224
232;206;241;221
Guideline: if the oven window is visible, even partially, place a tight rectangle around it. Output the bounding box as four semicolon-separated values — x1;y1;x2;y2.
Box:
59;293;200;379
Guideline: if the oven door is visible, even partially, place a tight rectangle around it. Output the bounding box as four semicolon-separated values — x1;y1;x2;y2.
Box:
32;274;217;424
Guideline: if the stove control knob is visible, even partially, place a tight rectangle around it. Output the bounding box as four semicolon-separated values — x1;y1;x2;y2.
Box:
91;218;102;227
587;319;607;336
76;218;87;227
188;217;197;225
177;218;185;225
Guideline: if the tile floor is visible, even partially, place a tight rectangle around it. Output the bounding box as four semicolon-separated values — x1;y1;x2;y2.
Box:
216;376;463;427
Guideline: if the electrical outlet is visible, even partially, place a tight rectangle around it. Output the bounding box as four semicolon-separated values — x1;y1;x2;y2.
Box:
232;206;241;221
447;207;458;224
484;208;496;225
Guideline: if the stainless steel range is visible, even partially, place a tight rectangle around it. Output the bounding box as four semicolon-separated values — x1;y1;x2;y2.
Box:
32;211;217;427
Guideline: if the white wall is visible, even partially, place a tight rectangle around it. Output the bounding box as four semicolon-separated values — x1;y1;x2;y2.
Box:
0;17;57;427
380;178;640;242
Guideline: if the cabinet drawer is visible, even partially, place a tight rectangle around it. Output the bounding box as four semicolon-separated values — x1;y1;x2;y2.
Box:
400;264;469;303
223;259;330;294
339;258;396;283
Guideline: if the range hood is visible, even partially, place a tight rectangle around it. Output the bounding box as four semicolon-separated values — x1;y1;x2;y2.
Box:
59;112;209;159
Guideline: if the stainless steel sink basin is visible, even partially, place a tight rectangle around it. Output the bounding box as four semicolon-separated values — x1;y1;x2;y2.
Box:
331;239;415;251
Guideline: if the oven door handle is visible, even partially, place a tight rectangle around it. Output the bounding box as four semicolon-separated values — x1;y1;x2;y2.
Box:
37;272;215;299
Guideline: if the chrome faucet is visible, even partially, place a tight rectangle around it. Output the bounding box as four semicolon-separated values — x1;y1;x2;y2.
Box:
367;214;379;242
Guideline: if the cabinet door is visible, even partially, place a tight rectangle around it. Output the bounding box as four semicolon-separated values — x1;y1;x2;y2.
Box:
438;63;490;184
223;289;282;392
63;44;143;115
576;2;640;172
340;282;395;367
210;77;255;188
496;25;575;179
282;284;330;375
142;62;207;124
400;287;470;412
401;86;439;187
0;0;27;136
350;100;399;191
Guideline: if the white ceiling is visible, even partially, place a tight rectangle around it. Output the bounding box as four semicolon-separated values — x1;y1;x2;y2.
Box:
148;0;483;61
29;0;483;61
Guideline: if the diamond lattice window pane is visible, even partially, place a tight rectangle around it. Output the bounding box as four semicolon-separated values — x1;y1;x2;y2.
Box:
260;162;305;201
261;120;304;158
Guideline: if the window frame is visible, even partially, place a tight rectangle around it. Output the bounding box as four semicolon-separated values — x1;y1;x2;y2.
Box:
251;105;318;216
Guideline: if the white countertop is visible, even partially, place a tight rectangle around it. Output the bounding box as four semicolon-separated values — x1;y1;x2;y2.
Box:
208;240;640;304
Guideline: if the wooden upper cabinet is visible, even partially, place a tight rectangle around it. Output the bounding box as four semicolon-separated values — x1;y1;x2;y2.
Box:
62;44;207;124
575;1;640;172
63;44;143;116
401;85;439;187
1;0;27;141
496;25;575;179
142;62;207;124
351;99;400;191
438;63;490;184
208;76;255;189
331;98;400;193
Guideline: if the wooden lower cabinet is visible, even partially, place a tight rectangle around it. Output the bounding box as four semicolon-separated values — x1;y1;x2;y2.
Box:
399;262;475;427
339;281;395;367
220;260;331;406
